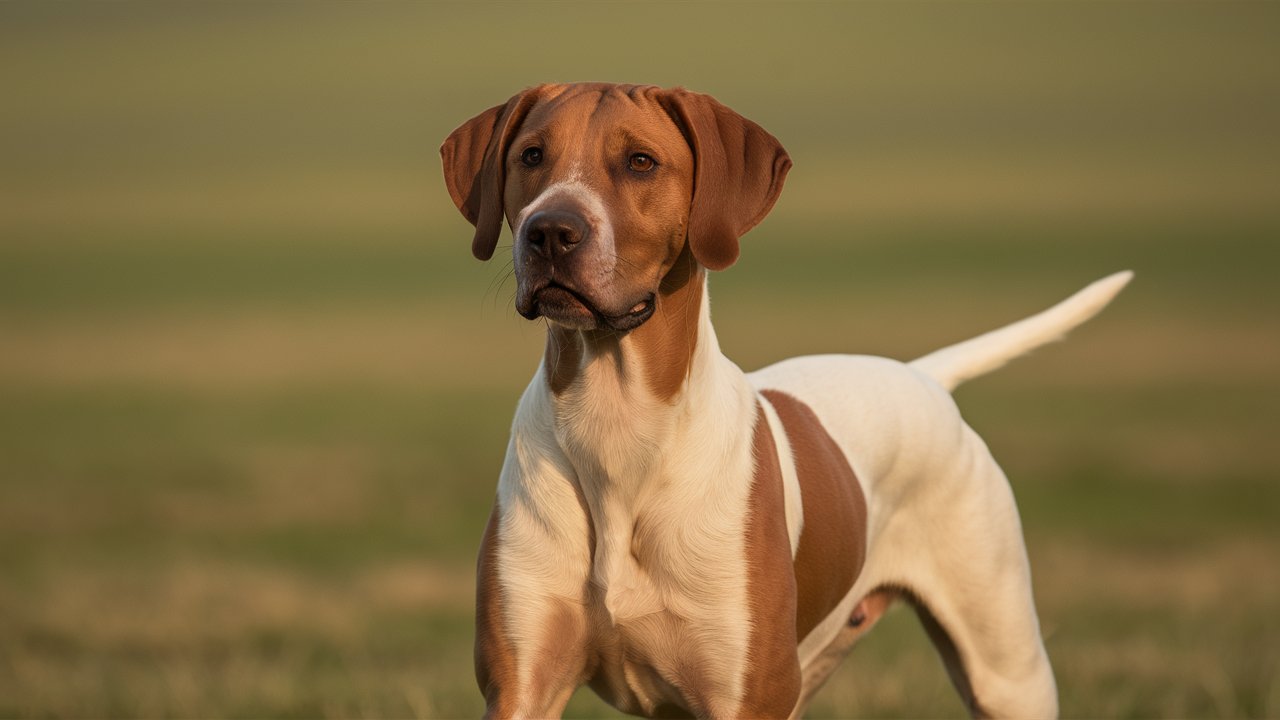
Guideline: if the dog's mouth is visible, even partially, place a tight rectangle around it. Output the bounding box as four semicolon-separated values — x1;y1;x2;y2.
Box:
519;281;655;332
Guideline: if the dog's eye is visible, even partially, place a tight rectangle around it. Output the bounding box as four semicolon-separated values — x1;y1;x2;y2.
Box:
628;153;656;173
520;147;543;167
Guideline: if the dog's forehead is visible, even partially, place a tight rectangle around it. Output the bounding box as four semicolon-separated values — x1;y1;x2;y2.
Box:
520;84;685;149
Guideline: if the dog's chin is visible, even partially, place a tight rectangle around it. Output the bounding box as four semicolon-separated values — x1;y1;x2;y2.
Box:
520;284;656;332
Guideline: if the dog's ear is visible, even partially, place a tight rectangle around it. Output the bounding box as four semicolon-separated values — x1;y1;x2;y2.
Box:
657;88;791;271
440;86;545;261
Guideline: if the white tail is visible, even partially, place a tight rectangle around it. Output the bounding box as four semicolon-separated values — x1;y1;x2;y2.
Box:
910;271;1133;392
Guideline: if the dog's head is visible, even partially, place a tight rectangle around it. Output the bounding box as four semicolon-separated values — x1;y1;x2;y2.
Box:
441;83;790;331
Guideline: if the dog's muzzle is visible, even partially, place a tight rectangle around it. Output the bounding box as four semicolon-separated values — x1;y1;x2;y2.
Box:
514;207;656;332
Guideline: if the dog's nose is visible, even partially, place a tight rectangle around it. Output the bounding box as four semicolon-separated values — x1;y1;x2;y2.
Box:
522;210;588;258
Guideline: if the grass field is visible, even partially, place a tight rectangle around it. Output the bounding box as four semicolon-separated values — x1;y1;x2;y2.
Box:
2;3;1279;718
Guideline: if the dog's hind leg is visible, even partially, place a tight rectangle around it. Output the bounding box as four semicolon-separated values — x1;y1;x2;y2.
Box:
898;428;1058;719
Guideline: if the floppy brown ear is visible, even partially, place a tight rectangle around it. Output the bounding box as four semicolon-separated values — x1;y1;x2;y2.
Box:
658;88;792;271
440;87;545;261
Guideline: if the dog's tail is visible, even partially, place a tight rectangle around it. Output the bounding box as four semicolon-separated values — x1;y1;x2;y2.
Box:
909;271;1133;392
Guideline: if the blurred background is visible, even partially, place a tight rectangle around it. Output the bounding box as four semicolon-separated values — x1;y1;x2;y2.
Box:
2;3;1277;717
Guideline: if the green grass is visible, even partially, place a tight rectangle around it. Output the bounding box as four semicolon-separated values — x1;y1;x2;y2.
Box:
2;2;1279;718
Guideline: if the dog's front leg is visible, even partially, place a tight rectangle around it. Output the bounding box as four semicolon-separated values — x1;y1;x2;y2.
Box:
474;438;595;719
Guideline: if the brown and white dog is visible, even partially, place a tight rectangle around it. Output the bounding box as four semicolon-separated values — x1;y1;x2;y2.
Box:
440;82;1130;719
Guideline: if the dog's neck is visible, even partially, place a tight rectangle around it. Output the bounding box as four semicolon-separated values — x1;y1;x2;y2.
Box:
544;245;703;396
539;248;751;494
535;248;758;625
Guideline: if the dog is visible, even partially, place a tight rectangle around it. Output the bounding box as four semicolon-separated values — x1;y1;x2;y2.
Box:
440;82;1130;719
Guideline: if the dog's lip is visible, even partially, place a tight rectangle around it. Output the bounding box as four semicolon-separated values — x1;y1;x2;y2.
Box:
602;294;656;331
523;281;655;331
527;282;593;319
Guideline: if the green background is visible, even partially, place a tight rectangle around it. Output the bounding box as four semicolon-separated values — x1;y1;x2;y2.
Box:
2;2;1277;717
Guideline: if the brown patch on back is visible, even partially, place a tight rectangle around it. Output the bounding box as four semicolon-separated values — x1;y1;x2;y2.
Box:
738;402;802;716
629;244;704;401
474;503;518;716
760;389;868;642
